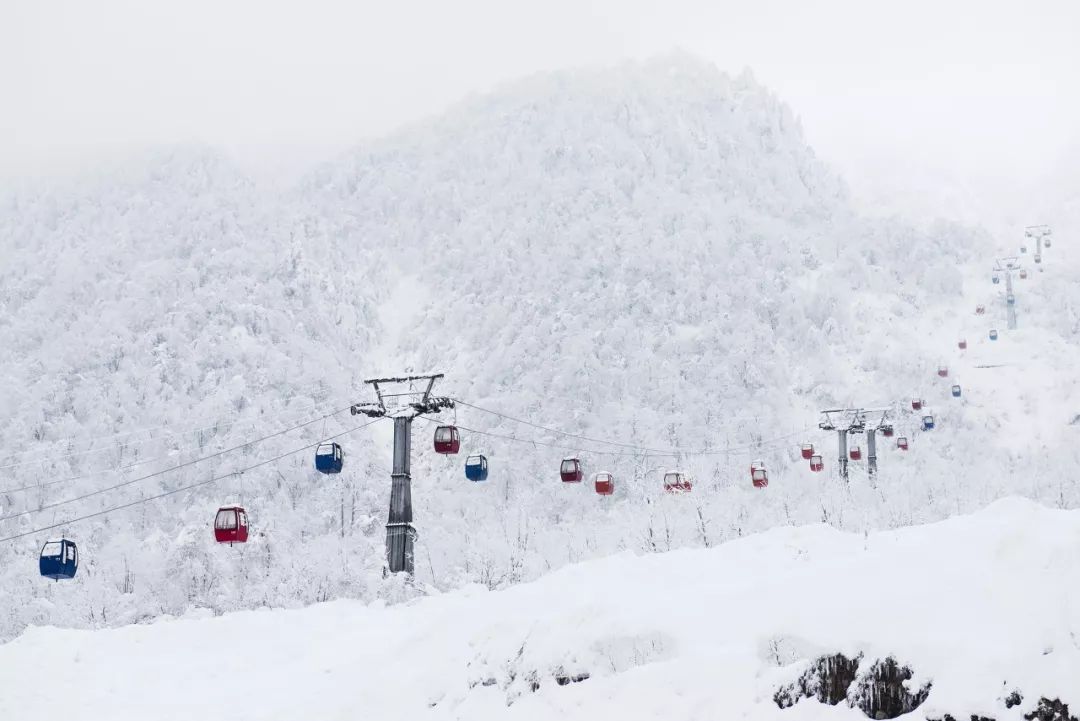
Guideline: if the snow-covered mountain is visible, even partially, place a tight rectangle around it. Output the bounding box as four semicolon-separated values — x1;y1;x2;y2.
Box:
1;55;1077;643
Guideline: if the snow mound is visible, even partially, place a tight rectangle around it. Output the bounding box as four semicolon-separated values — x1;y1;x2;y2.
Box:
2;498;1077;720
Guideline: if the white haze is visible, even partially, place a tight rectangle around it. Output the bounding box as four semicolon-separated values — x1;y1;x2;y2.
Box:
3;0;1079;224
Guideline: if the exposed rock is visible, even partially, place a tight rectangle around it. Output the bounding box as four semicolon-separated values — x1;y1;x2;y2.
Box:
774;653;861;708
775;653;931;719
1024;698;1077;721
848;657;932;719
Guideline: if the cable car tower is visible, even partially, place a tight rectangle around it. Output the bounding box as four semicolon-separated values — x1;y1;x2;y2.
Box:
351;373;454;576
818;408;863;481
1025;225;1051;262
993;256;1021;331
854;408;891;477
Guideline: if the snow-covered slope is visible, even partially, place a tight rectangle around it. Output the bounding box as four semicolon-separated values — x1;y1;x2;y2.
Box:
2;499;1077;721
1;55;1078;641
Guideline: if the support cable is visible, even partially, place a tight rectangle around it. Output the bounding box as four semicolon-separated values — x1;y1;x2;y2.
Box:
0;397;354;496
0;418;384;544
0;404;356;522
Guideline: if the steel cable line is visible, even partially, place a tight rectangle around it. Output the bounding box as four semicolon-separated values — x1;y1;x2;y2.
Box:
451;397;812;453
0;397;354;496
0;418;385;544
420;416;814;459
1;456;172;496
451;399;684;454
0;403;356;522
0;392;347;471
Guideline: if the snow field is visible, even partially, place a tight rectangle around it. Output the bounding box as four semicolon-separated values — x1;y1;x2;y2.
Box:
1;498;1077;721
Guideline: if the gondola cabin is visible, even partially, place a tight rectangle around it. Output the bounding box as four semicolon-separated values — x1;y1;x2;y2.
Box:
921;415;935;431
992;275;1000;285
976;305;986;315
750;460;768;488
214;506;249;544
315;442;343;474
560;457;583;483
800;443;814;460
912;398;923;411
1034;254;1042;264
1020;269;1028;279
809;454;824;472
1044;238;1052;248
951;384;962;398
882;425;895;438
39;539;78;581
1007;294;1015;306
958;339;967;350
465;454;488;482
849;446;862;461
1020;245;1027;253
663;471;692;493
989;329;999;341
594;472;615;496
937;366;948;378
897;436;909;451
433;425;460;454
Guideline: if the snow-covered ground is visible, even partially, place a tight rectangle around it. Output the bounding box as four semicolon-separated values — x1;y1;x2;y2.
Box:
2;498;1077;721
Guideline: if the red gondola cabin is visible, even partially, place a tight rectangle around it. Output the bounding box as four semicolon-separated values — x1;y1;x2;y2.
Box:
800;443;814;460
976;305;986;315
897;437;909;451
594;472;614;496
882;425;895;438
849;446;862;461
433;425;460;454
912;398;923;411
750;460;768;488
560;457;583;483
937;366;948;378
809;454;824;472
958;339;967;350
663;471;692;493
214;506;249;544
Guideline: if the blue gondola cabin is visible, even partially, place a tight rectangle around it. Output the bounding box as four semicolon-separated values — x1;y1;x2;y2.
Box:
921;415;935;431
315;442;344;474
951;385;962;398
989;329;999;341
39;539;78;581
465;454;488;482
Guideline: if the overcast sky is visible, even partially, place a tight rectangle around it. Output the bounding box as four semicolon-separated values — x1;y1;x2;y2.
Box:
3;0;1078;212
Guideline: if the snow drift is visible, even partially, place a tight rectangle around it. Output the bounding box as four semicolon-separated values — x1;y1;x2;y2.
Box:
1;499;1077;720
